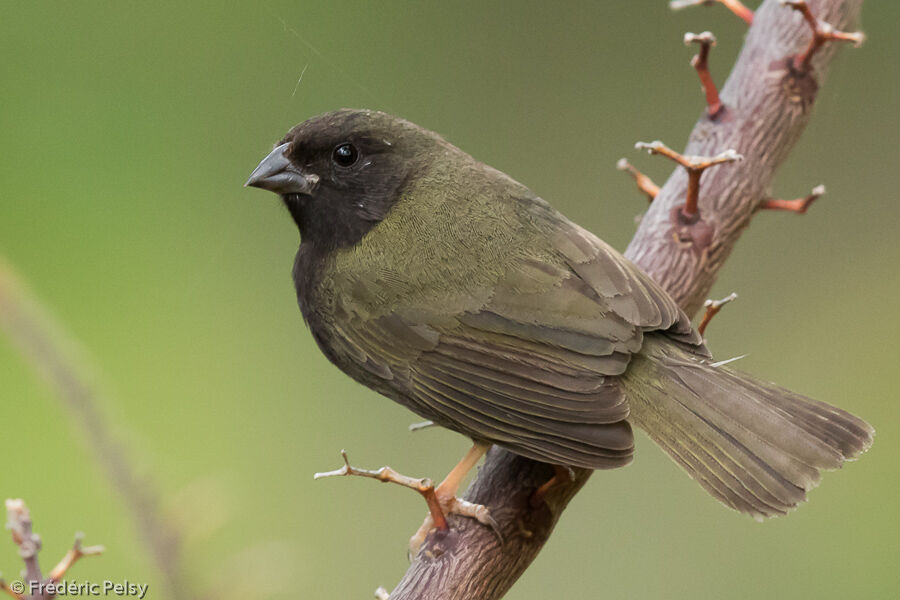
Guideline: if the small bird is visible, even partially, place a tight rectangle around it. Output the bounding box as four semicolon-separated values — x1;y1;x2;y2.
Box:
246;109;873;543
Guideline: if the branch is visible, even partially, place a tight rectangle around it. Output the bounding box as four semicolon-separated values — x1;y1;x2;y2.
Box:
3;500;103;600
760;183;826;213
0;259;187;599
387;1;865;598
698;292;738;337
670;0;755;24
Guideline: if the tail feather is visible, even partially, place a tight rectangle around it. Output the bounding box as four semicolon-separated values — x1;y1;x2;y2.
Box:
625;337;874;520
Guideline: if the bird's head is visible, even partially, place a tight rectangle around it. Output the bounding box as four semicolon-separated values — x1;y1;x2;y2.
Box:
246;109;451;251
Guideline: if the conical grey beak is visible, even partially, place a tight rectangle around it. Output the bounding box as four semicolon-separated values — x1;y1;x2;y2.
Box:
245;143;319;196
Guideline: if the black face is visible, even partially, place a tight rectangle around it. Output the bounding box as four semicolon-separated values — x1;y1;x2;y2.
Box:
268;110;423;252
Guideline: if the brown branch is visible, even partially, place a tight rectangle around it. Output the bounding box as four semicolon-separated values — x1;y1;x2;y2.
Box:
3;500;102;600
782;1;865;72
616;158;660;202
0;579;23;600
5;500;42;592
314;450;449;531
761;183;826;213
0;260;187;600
670;0;755;25
685;32;724;118
635;141;742;220
47;534;105;583
386;1;865;598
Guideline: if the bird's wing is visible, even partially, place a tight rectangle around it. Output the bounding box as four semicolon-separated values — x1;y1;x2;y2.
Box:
330;218;702;469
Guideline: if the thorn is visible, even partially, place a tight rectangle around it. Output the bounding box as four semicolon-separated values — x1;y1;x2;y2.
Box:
374;587;391;599
617;158;659;202
710;354;748;368
684;32;724;119
761;184;825;214
408;420;435;433
313;450;449;531
698;292;738;337
781;1;865;72
635;141;742;220
670;0;754;25
48;533;105;583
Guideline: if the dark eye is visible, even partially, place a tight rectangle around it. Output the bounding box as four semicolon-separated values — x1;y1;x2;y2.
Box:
332;143;359;167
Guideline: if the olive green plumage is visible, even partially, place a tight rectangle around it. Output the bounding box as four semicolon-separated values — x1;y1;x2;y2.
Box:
247;109;873;520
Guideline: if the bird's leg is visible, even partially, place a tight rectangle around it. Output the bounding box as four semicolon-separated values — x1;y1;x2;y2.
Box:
530;465;576;508
409;442;498;555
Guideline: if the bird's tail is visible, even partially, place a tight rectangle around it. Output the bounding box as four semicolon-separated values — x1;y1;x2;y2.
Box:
623;336;874;520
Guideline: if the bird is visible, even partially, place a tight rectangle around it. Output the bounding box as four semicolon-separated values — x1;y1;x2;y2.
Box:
246;108;873;547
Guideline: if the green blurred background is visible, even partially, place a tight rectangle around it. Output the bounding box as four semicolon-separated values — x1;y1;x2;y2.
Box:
1;1;897;598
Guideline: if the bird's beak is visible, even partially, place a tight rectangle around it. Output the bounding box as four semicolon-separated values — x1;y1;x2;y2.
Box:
245;143;319;196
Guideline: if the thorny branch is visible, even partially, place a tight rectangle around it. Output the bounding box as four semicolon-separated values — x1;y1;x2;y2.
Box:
685;32;723;118
0;259;186;599
617;158;660;202
48;534;105;584
634;141;742;220
385;1;867;599
782;1;865;71
698;292;738;337
4;500;103;600
314;451;449;531
761;184;826;214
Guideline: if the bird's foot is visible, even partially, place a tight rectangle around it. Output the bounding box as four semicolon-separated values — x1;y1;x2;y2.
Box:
409;489;500;557
529;465;576;508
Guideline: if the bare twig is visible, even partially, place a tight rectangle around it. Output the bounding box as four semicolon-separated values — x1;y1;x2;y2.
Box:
48;533;105;583
635;141;742;219
617;158;660;202
4;501;103;600
782;1;865;71
5;500;42;588
761;184;826;214
0;259;186;599
315;450;449;531
698;292;738;337
0;578;23;600
670;0;755;25
685;32;724;118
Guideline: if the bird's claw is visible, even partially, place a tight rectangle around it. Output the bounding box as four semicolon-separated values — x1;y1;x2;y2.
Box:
408;494;501;557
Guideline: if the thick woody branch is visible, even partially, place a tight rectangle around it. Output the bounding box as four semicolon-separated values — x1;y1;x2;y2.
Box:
387;1;864;599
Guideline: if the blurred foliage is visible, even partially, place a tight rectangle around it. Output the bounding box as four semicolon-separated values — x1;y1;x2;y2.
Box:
1;1;897;598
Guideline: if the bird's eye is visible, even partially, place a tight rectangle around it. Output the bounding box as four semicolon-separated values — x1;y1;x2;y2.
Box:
332;143;359;167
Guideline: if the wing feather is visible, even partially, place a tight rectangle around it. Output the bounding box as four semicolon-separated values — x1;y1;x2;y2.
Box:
324;209;705;468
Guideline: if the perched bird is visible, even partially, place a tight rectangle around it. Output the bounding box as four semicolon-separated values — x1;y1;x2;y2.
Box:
246;109;873;541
